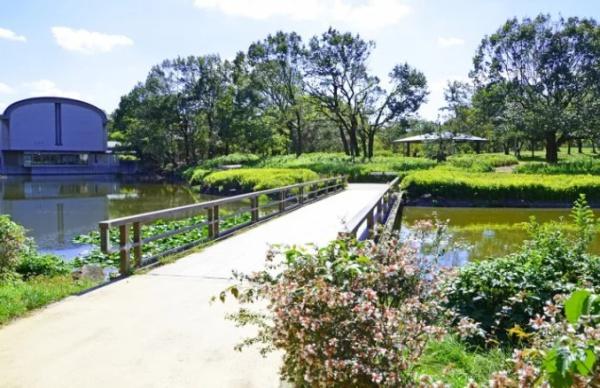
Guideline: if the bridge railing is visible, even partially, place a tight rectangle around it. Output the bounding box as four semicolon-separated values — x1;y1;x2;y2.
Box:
99;176;347;274
339;176;401;241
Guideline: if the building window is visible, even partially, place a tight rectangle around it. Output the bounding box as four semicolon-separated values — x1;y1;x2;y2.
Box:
25;153;89;166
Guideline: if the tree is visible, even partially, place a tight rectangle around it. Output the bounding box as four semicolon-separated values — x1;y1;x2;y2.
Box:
248;32;308;155
306;28;427;159
471;15;600;163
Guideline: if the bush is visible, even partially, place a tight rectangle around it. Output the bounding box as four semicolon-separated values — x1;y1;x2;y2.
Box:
401;170;600;202
200;153;260;169
200;168;319;193
187;168;211;185
516;155;600;175
16;253;71;280
444;195;600;345
446;153;518;172
222;238;446;386
0;215;29;279
484;289;600;387
260;152;436;181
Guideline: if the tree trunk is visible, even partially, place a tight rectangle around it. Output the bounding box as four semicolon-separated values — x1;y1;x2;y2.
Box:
577;139;583;153
567;141;571;155
531;140;535;158
545;132;559;164
339;127;349;155
593;141;597;154
367;131;375;159
295;112;303;156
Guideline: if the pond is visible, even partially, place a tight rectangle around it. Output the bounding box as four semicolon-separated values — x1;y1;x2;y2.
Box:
0;176;231;259
400;206;600;267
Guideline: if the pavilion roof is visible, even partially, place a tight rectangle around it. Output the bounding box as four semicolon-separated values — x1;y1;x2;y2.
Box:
393;132;487;143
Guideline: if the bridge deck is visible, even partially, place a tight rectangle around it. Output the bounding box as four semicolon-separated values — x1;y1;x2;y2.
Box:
0;183;388;388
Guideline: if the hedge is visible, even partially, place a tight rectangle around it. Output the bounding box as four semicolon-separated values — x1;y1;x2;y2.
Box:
446;154;518;172
260;152;436;181
200;168;319;193
401;170;600;202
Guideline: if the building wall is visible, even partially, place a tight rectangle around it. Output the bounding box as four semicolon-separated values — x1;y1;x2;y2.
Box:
2;98;107;152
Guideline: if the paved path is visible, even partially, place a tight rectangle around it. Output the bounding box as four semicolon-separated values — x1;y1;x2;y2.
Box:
0;184;387;388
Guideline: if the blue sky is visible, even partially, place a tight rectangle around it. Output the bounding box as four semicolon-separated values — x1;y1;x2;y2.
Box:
1;0;598;119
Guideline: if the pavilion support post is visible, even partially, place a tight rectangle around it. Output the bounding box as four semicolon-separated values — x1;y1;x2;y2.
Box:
476;142;481;154
406;142;411;157
133;222;142;268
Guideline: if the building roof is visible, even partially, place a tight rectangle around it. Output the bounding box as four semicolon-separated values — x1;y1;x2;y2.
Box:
393;132;487;143
2;97;107;123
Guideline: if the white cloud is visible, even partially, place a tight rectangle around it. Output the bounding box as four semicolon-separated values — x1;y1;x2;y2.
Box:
51;26;133;54
0;82;13;94
0;27;26;42
437;37;465;47
24;80;82;99
193;0;411;31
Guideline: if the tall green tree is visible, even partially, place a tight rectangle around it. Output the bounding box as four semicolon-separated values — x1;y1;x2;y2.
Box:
471;14;600;163
248;32;308;155
306;28;427;159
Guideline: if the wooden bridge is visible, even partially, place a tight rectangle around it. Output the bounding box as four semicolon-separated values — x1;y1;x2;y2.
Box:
0;179;400;388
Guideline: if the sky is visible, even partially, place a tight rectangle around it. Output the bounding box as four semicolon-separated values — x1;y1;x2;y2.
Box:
1;0;599;120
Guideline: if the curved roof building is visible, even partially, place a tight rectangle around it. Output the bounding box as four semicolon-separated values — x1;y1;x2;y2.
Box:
0;97;119;175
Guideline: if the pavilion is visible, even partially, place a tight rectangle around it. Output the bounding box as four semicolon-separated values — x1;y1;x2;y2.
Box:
393;132;488;156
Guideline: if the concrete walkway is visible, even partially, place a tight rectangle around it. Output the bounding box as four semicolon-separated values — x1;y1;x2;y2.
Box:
0;184;387;388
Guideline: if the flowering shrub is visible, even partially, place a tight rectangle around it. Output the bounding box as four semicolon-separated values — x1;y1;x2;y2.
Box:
445;195;600;345
222;237;447;386
480;289;600;387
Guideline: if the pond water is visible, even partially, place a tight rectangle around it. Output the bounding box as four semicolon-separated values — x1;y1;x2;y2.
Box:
0;176;227;259
400;207;600;267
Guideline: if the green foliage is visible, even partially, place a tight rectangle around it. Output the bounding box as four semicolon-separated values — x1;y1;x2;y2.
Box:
516;155;600;175
198;153;260;169
444;196;600;345
187;168;212;185
223;238;446;386
402;170;600;202
0;276;96;325
446;153;518;172
259;152;435;181
416;336;509;387
74;213;252;268
16;253;71;280
0;215;29;280
200;168;319;192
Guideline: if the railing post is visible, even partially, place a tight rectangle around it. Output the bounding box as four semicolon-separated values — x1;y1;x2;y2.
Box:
279;190;286;213
250;196;259;223
299;186;304;204
100;223;110;253
119;224;130;275
367;209;375;239
133;222;142;268
207;206;220;239
377;198;383;223
213;205;220;237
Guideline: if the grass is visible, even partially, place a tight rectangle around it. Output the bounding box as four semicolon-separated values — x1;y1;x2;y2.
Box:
0;275;97;325
401;169;600;202
417;336;509;387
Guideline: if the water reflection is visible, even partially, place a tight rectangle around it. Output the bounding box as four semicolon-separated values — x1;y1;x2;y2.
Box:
400;206;600;266
0;176;217;259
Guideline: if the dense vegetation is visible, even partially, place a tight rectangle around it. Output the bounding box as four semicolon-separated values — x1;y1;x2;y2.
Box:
197;168;319;192
0;215;97;324
223;197;600;386
401;169;600;203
